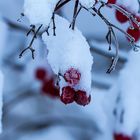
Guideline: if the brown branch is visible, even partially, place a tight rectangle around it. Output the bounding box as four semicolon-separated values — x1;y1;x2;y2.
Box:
19;24;43;59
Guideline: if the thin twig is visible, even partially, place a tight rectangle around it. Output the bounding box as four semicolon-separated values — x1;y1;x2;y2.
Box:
70;0;79;30
19;24;43;59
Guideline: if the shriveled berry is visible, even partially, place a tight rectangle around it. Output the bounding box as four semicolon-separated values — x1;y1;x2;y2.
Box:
75;90;91;106
114;133;132;140
35;68;46;81
107;0;116;4
115;8;128;23
61;86;75;104
64;68;81;85
127;28;140;42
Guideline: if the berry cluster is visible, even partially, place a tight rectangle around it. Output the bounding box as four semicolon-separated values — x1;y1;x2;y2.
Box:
61;68;91;106
115;5;140;42
35;67;91;106
114;134;132;140
35;68;60;98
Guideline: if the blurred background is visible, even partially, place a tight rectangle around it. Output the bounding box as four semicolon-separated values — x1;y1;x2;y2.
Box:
0;0;138;140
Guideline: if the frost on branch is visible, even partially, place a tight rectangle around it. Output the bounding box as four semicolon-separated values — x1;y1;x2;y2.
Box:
42;15;93;106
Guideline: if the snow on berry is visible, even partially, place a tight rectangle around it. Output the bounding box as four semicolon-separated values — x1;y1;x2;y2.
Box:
116;0;139;14
75;90;91;106
23;0;59;26
64;68;81;86
60;86;75;104
42;15;93;96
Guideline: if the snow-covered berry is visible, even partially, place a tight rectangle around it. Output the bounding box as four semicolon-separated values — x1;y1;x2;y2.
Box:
61;86;75;104
127;28;140;42
42;15;93;96
64;68;81;85
114;133;132;140
75;90;91;106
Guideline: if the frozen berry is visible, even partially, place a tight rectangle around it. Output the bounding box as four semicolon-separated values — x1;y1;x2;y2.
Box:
41;79;60;97
114;133;132;140
127;28;140;42
61;86;75;104
115;8;128;23
64;68;81;85
75;90;91;106
107;0;116;4
35;68;46;81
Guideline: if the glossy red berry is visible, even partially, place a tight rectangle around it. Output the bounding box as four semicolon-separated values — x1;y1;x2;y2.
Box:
61;86;75;104
35;68;46;81
115;9;128;23
64;68;81;85
127;28;140;42
75;90;91;106
107;0;116;4
114;133;132;140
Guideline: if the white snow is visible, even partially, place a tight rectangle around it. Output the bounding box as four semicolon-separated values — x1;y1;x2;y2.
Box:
110;41;140;136
117;0;139;14
79;0;108;8
42;14;93;95
0;17;7;133
19;126;73;140
24;0;60;26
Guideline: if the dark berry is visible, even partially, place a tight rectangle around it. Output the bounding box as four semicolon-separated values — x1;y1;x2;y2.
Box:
114;133;132;140
115;8;128;23
64;68;81;85
75;90;91;106
35;68;46;81
41;79;60;98
127;28;140;42
61;86;75;104
107;0;116;4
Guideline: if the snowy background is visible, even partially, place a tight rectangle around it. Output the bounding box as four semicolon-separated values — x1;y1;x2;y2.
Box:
0;0;140;140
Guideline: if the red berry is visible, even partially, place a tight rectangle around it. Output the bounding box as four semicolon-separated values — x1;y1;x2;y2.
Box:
35;68;46;81
41;79;60;97
64;68;81;85
115;8;128;23
107;0;116;4
75;90;91;106
61;86;75;104
127;28;140;42
114;133;132;140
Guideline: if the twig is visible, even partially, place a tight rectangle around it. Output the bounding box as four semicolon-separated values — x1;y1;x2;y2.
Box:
69;0;79;30
19;24;43;59
107;3;140;29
